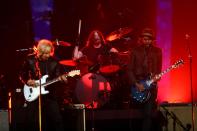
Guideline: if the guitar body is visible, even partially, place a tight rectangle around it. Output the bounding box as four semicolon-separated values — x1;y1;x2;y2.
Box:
131;59;184;103
23;75;49;102
23;70;80;102
131;79;152;103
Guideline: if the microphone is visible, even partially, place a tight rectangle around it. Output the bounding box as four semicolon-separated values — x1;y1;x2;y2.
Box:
16;48;34;52
55;39;60;46
16;46;37;52
185;33;192;56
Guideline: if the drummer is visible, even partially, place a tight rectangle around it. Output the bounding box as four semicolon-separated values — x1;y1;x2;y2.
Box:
73;30;119;74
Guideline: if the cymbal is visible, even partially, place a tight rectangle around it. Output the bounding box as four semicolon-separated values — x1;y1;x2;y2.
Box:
59;58;93;67
59;60;77;66
106;27;133;42
54;40;72;47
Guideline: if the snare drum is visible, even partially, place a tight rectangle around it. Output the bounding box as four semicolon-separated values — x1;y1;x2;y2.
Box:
75;73;111;108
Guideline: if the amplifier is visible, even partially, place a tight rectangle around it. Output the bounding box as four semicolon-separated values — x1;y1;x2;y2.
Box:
73;104;86;131
0;110;9;131
63;104;86;131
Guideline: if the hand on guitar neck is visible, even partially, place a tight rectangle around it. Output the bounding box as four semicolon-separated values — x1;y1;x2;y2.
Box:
58;75;68;83
131;59;184;103
152;74;161;82
27;76;68;87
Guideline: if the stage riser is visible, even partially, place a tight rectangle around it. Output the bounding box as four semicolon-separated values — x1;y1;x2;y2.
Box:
9;100;197;131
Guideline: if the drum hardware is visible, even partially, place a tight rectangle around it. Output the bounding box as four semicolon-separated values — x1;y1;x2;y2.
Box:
76;58;93;66
116;51;130;68
75;73;111;109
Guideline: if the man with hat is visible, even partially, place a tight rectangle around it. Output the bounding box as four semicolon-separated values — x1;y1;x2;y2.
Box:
128;28;162;131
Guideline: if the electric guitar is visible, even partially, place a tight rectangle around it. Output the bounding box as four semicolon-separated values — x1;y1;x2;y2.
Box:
131;59;184;103
23;70;80;102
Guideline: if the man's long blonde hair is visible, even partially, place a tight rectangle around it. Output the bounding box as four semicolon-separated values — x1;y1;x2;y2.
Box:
36;39;54;56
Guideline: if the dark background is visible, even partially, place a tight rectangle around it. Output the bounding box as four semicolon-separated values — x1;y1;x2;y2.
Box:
0;0;155;93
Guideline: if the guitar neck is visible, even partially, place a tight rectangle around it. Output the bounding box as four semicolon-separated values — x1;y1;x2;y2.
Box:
39;70;80;87
158;65;174;78
42;77;60;87
150;65;175;84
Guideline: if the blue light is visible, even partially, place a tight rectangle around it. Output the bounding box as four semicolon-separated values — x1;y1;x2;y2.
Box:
30;0;53;40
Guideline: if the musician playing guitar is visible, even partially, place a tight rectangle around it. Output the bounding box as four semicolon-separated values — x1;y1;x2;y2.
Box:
19;39;66;131
128;28;162;131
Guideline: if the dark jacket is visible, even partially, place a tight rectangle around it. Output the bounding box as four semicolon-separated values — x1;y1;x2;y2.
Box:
19;54;65;100
128;44;162;84
128;44;162;100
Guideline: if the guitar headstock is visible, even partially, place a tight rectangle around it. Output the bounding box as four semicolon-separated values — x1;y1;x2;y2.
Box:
67;70;80;77
172;59;184;68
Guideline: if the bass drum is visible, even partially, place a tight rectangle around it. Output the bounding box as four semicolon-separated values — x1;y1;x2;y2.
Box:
75;73;111;108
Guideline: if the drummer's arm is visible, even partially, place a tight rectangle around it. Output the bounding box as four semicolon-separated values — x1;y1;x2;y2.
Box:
73;46;83;60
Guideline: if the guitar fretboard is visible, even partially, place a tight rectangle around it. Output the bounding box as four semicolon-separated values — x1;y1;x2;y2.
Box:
42;78;60;87
157;66;174;78
151;59;183;83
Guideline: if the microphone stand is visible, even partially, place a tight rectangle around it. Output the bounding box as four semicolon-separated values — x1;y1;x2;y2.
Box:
185;34;195;131
86;100;96;131
161;106;191;131
35;58;42;131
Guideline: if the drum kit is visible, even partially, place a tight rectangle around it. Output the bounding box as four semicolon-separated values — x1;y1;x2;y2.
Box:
58;27;132;109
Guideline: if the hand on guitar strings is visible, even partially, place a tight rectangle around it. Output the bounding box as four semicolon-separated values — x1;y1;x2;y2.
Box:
135;82;145;92
27;79;39;87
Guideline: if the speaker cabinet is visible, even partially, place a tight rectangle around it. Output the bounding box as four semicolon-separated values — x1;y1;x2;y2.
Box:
0;110;9;131
63;104;86;131
159;103;197;131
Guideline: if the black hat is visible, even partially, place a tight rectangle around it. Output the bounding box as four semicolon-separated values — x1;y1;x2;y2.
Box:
140;28;155;40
